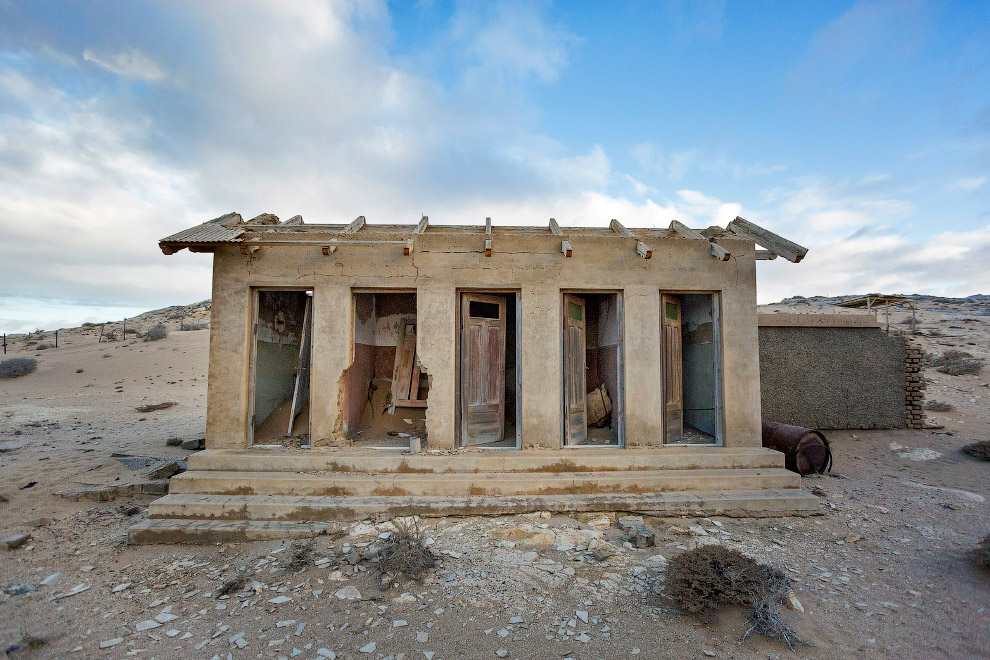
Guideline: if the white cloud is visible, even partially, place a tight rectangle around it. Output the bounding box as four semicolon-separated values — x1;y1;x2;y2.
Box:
83;49;165;81
950;176;986;191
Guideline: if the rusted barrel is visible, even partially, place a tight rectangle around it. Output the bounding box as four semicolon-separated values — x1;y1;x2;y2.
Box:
761;421;832;475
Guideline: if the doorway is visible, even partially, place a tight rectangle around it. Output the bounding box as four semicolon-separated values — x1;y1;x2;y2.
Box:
661;292;722;445
343;291;428;448
248;289;313;447
458;291;520;448
562;292;623;447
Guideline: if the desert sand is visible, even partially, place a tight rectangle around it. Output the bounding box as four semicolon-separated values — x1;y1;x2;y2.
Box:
0;297;987;659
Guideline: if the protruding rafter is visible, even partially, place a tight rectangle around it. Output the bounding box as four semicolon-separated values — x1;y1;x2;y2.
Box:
281;215;304;225
404;215;429;255
610;218;652;259
324;215;366;255
755;250;777;260
548;218;572;257
668;220;730;261
726;216;807;263
484;217;492;257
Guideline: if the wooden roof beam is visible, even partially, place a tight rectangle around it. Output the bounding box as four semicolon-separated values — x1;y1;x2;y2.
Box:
484;217;492;257
405;215;428;255
548;218;572;257
610;218;652;259
325;215;366;254
726;216;807;263
668;220;731;261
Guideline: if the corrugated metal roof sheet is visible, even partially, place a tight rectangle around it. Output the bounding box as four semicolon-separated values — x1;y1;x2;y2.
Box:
160;214;244;244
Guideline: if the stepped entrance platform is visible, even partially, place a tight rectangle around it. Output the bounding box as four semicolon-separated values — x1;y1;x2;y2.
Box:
129;446;820;544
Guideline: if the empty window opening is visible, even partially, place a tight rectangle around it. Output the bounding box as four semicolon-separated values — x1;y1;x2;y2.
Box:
459;292;520;448
662;293;722;446
343;292;428;448
563;292;623;447
250;290;312;448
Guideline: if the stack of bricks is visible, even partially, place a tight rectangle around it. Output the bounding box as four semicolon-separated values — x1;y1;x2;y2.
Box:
905;339;926;428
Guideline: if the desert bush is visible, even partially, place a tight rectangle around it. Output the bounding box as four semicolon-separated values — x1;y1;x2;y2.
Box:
373;520;436;588
926;400;954;412
284;537;316;570
667;545;804;650
123;328;139;335
929;350;985;376
972;535;990;570
81;322;96;328
135;401;177;413
143;323;168;342
0;358;38;379
216;574;250;598
36;343;52;350
961;440;990;461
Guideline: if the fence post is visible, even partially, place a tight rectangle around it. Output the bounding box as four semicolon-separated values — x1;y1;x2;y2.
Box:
55;330;58;348
2;333;6;355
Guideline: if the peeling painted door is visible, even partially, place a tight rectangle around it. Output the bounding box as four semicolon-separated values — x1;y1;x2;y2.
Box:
662;294;683;443
460;293;506;446
563;294;588;445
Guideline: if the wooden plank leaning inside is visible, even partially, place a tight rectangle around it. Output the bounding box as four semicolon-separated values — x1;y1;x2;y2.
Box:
609;218;652;259
726;216;807;263
668;220;730;261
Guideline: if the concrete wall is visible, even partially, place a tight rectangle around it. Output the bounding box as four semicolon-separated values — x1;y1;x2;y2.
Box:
758;315;907;429
203;229;765;450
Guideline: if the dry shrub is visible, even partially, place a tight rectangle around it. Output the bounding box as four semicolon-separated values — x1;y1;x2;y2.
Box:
668;545;804;651
373;520;436;588
180;319;209;331
216;574;249;597
930;350;984;376
135;401;178;413
962;440;990;461
0;358;38;379
926;400;954;412
35;343;52;350
143;323;168;342
285;537;315;570
972;535;990;569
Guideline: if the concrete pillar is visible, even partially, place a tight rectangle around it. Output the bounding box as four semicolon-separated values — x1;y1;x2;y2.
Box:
310;283;352;447
520;284;561;449
720;278;762;447
205;251;250;450
418;281;457;450
622;286;663;447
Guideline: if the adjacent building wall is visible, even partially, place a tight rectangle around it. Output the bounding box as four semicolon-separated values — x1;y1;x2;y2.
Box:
758;314;910;429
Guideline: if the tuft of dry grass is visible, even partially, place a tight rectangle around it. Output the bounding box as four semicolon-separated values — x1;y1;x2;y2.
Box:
373;520;436;589
961;440;990;461
216;574;249;598
925;400;954;412
0;357;38;379
929;349;985;376
284;537;316;570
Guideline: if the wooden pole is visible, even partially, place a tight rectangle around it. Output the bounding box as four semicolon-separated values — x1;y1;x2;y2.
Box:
2;333;6;354
55;330;58;348
98;323;105;343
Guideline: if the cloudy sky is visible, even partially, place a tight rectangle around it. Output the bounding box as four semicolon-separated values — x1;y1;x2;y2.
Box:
0;1;988;332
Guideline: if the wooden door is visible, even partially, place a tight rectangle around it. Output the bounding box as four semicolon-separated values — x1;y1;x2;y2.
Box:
662;294;683;443
287;296;312;436
563;294;588;445
460;294;507;445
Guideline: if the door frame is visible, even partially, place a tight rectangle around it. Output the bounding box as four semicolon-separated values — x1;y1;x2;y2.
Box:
659;290;724;446
454;289;522;449
559;290;625;449
247;286;314;448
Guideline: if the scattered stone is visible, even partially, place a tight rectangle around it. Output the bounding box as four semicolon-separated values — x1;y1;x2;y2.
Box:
135;620;161;632
417;632;428;643
0;441;26;453
268;595;292;604
394;620;408;627
181;438;205;451
575;610;589;623
359;641;377;653
99;638;123;649
40;573;61;586
141;458;185;479
165;437;183;446
5;584;36;596
334;585;362;600
3;532;31;549
317;648;337;659
112;582;132;593
496;649;508;657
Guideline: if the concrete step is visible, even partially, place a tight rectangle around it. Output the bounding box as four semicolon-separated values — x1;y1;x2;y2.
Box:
187;447;784;474
148;488;820;523
128;519;328;545
169;467;800;497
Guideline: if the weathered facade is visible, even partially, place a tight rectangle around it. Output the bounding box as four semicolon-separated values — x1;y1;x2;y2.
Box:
131;213;819;543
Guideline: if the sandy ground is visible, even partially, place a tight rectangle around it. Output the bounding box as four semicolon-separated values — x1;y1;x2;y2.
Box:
0;300;988;660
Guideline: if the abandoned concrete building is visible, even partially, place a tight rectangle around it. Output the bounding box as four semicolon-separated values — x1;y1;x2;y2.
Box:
132;213;820;543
